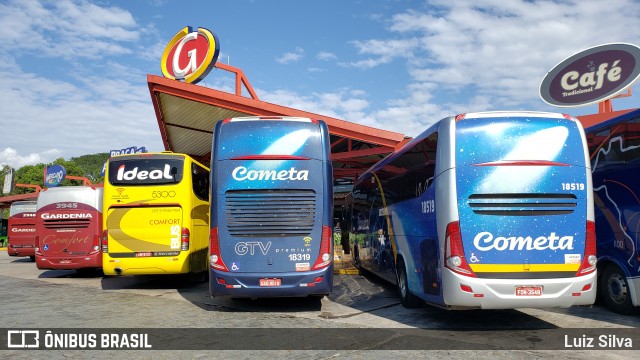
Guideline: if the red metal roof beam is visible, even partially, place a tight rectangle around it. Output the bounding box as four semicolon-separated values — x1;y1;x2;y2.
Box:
331;146;394;160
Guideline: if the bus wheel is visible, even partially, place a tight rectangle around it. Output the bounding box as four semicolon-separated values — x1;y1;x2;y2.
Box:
29;256;35;262
397;262;421;308
600;264;635;315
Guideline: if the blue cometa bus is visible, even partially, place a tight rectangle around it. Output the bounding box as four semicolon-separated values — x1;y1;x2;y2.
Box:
350;111;597;309
209;116;333;298
586;108;640;314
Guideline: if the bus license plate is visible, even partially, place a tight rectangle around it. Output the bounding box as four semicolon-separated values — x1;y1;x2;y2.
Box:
60;259;71;264
515;286;542;296
259;278;281;287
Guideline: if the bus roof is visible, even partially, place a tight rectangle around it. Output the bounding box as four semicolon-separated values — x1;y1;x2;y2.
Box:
224;116;316;123
37;186;103;210
10;201;37;207
459;111;574;121
9;201;37;216
584;107;640;133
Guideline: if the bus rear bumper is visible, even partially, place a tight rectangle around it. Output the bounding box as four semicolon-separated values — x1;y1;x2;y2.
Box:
209;266;333;298
8;245;35;257
36;253;102;270
442;270;597;309
102;255;190;275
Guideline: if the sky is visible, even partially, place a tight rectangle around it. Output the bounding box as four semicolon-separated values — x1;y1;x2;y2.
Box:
1;0;640;169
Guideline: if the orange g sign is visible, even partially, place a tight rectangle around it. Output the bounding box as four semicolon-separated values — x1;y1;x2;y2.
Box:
161;26;220;84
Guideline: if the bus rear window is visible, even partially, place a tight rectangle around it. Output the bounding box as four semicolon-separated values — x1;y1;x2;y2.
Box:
217;121;322;160
455;117;586;167
108;158;184;186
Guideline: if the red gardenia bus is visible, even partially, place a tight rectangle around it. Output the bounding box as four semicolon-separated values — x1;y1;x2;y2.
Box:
35;186;104;272
7;201;38;261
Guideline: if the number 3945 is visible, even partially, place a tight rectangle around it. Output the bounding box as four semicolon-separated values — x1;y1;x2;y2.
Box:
561;183;584;191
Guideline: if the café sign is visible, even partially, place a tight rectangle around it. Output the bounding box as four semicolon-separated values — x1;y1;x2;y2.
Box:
540;43;640;107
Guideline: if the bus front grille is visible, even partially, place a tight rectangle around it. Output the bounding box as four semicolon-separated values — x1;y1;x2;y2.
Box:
468;193;577;216
225;189;316;237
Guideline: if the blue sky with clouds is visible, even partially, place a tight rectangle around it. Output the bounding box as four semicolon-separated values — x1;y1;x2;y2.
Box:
1;0;639;169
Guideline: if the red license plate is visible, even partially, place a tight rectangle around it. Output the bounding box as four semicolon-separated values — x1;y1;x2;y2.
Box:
515;286;543;296
259;278;281;287
60;260;71;264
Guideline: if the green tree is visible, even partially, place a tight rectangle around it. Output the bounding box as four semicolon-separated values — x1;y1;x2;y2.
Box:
51;158;93;186
0;152;110;196
70;153;109;183
14;163;46;194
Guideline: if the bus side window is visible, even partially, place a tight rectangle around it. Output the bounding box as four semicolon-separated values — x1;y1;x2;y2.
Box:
192;163;210;201
381;132;438;202
418;132;438;192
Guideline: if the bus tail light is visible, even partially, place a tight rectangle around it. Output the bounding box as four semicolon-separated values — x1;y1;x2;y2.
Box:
209;227;229;272
445;221;476;277
181;227;190;251
89;234;101;255
35;235;42;256
101;230;108;253
577;221;597;276
312;226;333;270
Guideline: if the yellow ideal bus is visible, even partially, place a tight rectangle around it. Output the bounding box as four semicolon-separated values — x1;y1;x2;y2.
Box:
102;152;210;277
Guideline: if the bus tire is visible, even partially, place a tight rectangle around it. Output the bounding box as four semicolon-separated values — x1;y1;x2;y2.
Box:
29;256;35;262
397;261;421;308
600;264;635;315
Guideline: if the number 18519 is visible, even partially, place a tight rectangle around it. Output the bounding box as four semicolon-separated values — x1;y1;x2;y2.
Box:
561;183;584;191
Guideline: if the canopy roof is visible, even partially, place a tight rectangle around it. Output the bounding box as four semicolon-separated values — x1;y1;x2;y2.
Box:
147;63;410;180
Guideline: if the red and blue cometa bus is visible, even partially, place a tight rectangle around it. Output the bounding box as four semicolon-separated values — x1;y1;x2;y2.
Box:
350;111;596;309
586;108;640;314
7;201;38;261
35;186;103;272
209;116;334;298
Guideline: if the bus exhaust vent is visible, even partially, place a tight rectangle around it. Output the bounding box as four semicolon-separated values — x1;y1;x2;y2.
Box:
225;189;316;237
468;193;577;216
43;219;91;229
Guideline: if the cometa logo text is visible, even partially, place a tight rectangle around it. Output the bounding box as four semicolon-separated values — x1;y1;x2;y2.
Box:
232;166;309;181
